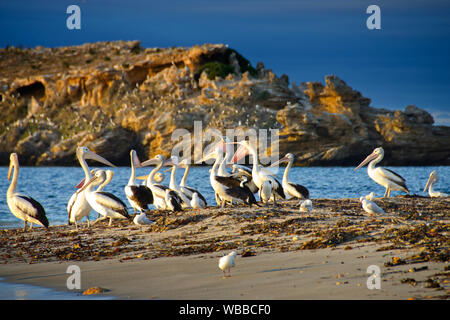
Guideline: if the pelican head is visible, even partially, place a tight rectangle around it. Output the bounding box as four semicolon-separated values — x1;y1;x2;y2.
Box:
76;146;117;167
269;153;294;168
8;153;19;181
130;149;142;168
354;147;384;171
141;154;166;167
423;170;438;192
77;169;106;193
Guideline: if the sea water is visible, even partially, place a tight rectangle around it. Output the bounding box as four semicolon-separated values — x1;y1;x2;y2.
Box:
0;166;448;229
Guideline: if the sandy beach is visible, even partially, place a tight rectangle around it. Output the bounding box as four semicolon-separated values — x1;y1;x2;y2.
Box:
0;197;448;300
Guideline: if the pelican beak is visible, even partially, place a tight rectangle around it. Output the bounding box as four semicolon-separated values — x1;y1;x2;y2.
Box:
136;175;149;180
141;158;159;167
75;177;86;189
163;158;175;167
7;161;13;181
133;152;142;168
354;151;378;171
163;168;171;173
269;156;289;168
77;175;98;193
232;144;249;163
423;175;433;193
85;150;116;167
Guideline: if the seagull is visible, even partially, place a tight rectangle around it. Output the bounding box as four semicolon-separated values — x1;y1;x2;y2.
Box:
354;147;409;198
359;196;385;220
423;170;448;198
133;212;154;226
260;180;272;206
299;199;313;213
365;192;376;201
218;251;237;277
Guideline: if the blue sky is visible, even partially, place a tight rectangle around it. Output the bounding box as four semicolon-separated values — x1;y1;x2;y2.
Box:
1;0;449;124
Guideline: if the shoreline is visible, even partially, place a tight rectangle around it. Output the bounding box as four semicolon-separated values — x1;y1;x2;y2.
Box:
0;197;448;299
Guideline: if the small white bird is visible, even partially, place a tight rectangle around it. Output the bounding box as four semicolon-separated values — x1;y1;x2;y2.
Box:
260;180;272;206
365;192;376;201
133;212;154;226
299;199;313;213
360;196;385;220
424;170;448;198
190;192;204;211
218;251;237;277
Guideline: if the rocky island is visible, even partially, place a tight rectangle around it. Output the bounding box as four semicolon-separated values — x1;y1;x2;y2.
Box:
0;41;449;166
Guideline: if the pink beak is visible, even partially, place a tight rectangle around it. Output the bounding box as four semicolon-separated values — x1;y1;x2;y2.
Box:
75;178;86;189
232;144;249;163
133;152;142;168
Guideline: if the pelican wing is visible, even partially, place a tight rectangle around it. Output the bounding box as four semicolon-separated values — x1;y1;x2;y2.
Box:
182;186;207;205
95;192;130;218
289;182;310;199
215;175;242;189
379;168;408;190
15;195;49;228
129;185;154;206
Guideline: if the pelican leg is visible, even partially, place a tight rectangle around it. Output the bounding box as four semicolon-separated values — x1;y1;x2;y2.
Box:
92;216;107;226
29;223;33;231
387;189;391;198
108;217;113;226
228;267;231;277
75;220;78;231
86;218;90;228
23;220;27;231
383;188;388;198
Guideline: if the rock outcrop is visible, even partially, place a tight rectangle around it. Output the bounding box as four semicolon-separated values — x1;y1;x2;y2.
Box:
0;41;449;166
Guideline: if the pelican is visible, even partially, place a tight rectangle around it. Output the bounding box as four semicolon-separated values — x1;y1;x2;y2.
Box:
125;150;154;214
140;155;183;210
78;170;131;226
201;145;249;207
299;199;313;213
7;153;49;231
359;196;385;220
133;212;154;226
67;146;116;228
270;153;309;199
231;164;259;193
219;251;237;277
354;147;409;198
97;169;114;192
232;140;285;203
260;180;272;206
423;170;448;198
178;159;207;207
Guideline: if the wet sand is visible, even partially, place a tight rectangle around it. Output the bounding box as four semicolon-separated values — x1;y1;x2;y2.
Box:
0;197;448;300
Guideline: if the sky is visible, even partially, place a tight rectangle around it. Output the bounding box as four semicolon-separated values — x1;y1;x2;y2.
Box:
1;0;449;125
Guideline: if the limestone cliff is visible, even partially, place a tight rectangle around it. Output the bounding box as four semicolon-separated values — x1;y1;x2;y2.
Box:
0;41;449;166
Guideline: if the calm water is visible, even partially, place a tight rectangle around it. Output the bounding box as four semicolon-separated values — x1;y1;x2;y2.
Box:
0;166;448;229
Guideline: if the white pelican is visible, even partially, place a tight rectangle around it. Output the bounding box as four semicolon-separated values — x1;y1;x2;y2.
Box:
354;147;409;198
133;212;154;226
219;251;237;277
78;170;131;226
260;180;272;206
67;146;116;228
124;150;154;214
299;199;313;213
141;155;183;210
232;140;286;204
424;170;448;198
97;169;114;192
270;153;309;199
359;196;385;220
7;153;49;231
178;159;207;207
